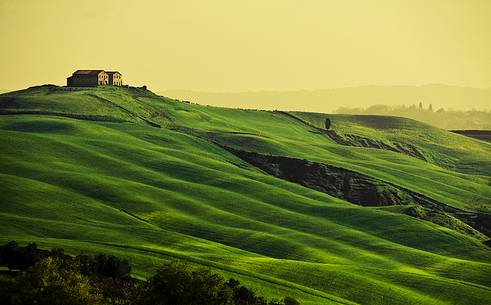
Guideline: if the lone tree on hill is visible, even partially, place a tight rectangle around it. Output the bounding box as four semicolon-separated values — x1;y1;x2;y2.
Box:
325;118;331;130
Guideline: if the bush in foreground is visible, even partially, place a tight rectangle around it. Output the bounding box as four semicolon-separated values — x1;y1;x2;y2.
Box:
0;242;300;305
1;256;103;305
137;262;298;305
137;262;232;305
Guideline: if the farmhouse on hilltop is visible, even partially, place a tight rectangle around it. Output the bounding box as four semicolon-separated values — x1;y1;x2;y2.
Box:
67;70;123;87
106;71;123;86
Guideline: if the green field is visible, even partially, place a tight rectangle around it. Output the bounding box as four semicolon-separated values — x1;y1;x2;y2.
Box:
1;85;490;304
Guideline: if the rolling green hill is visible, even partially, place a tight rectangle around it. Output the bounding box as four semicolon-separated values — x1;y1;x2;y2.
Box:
1;85;490;305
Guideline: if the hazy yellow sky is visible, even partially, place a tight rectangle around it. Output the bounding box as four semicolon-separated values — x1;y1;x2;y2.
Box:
1;0;490;91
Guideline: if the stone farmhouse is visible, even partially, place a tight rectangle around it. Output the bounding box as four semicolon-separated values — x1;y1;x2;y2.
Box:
67;70;123;87
106;71;123;86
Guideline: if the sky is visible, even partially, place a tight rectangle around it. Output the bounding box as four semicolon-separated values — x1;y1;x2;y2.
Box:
0;0;490;92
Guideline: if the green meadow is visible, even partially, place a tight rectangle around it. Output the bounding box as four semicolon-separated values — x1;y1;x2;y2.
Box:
0;85;490;304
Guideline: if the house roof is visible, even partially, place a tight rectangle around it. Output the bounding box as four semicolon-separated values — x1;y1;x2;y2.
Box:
73;70;105;75
105;71;121;75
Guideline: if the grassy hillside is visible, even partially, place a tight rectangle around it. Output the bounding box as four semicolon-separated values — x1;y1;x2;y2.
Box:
1;85;490;304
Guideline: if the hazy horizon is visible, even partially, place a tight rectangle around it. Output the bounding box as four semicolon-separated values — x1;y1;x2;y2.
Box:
1;0;491;98
160;84;491;94
160;84;491;113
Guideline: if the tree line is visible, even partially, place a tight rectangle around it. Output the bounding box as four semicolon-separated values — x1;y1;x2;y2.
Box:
334;104;491;130
0;241;300;305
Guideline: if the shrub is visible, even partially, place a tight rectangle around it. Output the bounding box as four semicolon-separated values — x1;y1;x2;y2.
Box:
137;261;233;305
8;256;103;305
91;253;131;279
2;241;47;271
227;278;258;304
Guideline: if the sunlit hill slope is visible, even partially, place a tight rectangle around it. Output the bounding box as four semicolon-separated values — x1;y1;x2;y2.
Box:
1;85;490;305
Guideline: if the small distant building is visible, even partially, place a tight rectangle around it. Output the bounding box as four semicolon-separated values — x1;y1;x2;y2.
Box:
106;71;123;86
66;70;123;87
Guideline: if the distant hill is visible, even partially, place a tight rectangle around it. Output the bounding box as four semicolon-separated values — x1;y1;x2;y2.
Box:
451;130;491;143
1;85;490;305
160;85;491;113
334;105;491;130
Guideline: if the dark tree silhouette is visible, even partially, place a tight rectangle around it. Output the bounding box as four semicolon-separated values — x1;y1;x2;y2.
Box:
325;118;331;130
1;242;300;305
137;262;233;305
3;257;103;305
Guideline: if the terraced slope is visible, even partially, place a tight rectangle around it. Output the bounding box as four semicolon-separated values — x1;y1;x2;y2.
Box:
0;85;490;305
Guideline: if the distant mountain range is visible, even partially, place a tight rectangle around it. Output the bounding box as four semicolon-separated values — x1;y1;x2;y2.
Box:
160;85;491;113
